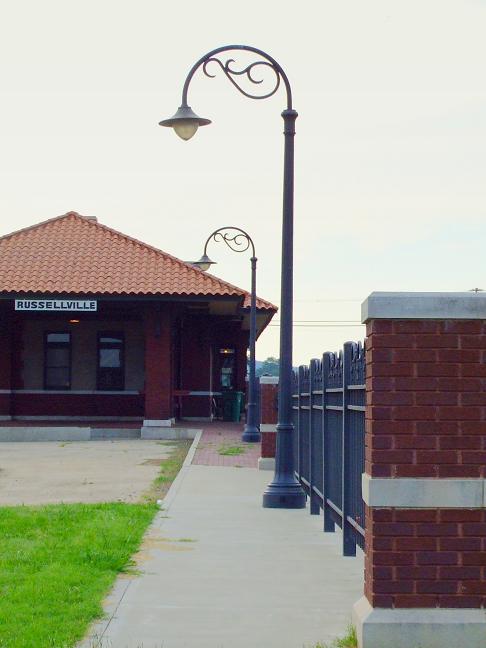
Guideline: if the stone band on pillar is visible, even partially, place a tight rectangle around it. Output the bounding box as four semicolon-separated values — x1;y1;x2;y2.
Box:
353;292;486;648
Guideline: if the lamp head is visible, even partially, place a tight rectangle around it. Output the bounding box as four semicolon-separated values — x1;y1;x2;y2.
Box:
159;105;211;141
192;254;216;272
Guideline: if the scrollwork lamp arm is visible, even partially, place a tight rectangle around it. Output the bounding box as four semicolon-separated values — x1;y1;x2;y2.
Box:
180;44;293;110
203;226;256;260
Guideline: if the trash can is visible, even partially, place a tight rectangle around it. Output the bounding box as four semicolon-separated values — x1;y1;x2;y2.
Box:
222;391;244;422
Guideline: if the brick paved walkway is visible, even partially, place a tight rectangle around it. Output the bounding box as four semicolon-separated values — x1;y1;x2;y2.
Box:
192;421;261;468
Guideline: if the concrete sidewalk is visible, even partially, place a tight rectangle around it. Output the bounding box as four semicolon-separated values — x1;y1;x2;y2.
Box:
83;463;363;648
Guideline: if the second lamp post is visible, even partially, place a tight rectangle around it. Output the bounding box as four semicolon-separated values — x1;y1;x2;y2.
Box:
193;226;260;442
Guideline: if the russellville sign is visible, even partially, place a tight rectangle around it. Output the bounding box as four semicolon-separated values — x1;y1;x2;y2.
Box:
14;299;97;311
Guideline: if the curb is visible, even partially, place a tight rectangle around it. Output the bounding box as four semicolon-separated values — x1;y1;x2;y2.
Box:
78;429;204;648
158;429;203;512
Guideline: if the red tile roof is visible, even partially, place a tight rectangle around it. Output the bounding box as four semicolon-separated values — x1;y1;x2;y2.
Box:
0;212;276;311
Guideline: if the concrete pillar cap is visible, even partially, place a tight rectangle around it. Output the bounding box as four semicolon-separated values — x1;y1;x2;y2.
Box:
362;291;486;323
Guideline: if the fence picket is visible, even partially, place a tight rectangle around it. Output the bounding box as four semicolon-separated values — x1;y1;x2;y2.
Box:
342;342;357;557
309;359;320;515
292;368;299;479
322;352;335;533
297;365;303;483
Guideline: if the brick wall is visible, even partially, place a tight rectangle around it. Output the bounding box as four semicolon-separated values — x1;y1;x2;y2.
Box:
261;429;277;458
366;319;486;481
364;507;486;609
0;310;12;416
261;381;278;425
260;378;278;459
365;318;486;610
144;305;173;420
10;392;143;418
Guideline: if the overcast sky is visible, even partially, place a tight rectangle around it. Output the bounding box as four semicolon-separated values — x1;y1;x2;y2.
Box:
1;0;485;364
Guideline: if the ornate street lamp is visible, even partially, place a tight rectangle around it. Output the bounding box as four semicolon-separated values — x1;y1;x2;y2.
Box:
159;44;305;509
192;226;260;443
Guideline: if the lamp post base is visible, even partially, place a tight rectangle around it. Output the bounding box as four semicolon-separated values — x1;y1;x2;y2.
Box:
242;424;261;443
262;480;306;509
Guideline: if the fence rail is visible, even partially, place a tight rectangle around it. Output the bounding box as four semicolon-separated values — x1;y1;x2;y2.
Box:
292;341;366;556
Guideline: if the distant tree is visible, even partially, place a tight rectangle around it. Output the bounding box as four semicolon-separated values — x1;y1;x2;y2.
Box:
256;356;279;377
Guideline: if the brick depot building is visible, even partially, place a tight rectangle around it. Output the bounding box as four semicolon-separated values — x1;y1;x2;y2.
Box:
0;212;276;425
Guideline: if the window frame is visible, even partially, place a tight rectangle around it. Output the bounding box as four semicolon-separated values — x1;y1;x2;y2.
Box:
43;331;72;391
96;331;125;391
218;347;236;391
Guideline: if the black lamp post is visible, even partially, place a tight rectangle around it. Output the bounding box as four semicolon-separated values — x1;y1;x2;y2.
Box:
192;226;260;443
159;44;305;509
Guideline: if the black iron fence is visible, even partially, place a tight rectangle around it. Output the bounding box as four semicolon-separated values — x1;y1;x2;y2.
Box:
292;341;366;556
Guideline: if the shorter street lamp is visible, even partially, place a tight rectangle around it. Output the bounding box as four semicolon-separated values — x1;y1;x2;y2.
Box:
192;227;260;442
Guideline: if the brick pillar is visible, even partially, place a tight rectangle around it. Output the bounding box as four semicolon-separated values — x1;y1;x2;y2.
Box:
141;304;173;435
258;376;278;471
0;310;12;419
11;314;24;393
353;292;486;648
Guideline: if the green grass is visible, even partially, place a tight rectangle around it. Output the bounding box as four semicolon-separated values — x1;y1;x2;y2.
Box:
0;440;192;647
312;626;357;648
217;444;246;456
142;440;191;502
0;502;157;648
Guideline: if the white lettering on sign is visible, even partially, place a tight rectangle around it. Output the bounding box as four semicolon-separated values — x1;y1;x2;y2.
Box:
14;300;97;312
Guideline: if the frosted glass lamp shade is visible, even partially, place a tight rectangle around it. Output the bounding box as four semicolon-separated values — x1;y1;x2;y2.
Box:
192;254;216;271
174;120;199;141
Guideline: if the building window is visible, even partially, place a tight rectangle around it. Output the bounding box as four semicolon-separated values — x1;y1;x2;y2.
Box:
97;332;124;391
44;332;71;390
219;347;236;390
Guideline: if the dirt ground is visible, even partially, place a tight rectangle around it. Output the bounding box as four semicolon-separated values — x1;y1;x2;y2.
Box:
0;440;176;506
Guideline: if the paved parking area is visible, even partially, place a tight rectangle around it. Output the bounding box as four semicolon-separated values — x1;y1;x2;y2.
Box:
0;440;175;506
